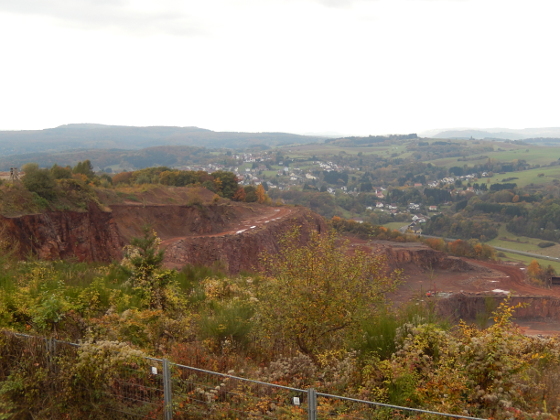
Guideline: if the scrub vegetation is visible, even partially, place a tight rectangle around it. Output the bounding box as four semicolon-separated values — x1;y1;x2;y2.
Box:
0;226;559;419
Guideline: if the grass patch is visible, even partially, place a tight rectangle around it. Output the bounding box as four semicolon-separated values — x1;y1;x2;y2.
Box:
498;251;560;273
484;165;560;188
423;143;560;170
383;222;409;231
500;252;560;273
487;225;560;259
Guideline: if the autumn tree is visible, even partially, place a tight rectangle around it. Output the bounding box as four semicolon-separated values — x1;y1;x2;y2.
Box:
526;259;555;285
527;259;543;281
243;186;258;202
211;170;238;199
50;164;72;180
256;184;269;204
257;228;400;358
232;187;246;202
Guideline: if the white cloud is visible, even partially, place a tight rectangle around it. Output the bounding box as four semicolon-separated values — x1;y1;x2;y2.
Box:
1;0;559;134
0;0;201;36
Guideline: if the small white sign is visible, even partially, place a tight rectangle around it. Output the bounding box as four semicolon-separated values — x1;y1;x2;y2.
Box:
292;397;300;406
151;367;158;375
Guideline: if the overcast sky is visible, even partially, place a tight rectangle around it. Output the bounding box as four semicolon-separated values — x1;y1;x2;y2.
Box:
1;0;558;136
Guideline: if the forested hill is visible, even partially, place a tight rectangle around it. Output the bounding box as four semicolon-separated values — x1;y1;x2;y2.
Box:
0;124;326;155
431;127;560;140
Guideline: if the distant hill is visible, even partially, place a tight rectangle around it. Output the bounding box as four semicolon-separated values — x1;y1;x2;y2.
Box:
0;145;214;172
0;124;326;156
426;127;560;140
326;133;418;146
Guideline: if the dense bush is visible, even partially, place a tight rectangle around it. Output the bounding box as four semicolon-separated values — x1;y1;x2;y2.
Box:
21;163;57;200
423;214;499;241
113;168;239;200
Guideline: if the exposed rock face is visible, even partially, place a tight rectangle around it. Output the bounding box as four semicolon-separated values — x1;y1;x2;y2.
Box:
0;203;326;273
372;241;477;271
108;204;250;242
0;203;123;261
163;209;326;273
437;294;560;323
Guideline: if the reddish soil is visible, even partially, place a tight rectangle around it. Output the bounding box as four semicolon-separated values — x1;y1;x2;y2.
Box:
0;198;325;275
160;206;296;246
343;236;560;336
2;192;559;335
343;237;501;300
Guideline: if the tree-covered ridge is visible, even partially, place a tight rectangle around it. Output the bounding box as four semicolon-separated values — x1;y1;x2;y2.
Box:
0;161;272;215
112;167;240;200
0;124;327;157
331;218;497;260
423;214;500;242
111;167;271;203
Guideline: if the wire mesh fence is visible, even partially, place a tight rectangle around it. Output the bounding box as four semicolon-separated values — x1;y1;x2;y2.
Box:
0;332;167;419
170;363;309;420
0;332;486;420
315;392;486;420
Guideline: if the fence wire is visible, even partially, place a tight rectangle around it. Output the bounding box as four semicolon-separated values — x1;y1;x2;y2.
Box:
315;392;487;420
0;332;486;420
171;363;309;420
1;332;166;419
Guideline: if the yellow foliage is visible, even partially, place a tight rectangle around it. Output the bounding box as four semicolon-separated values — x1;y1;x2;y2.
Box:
257;227;401;357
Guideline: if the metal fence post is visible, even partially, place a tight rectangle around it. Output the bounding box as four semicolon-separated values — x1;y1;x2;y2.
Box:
46;338;56;370
308;388;317;420
163;359;173;420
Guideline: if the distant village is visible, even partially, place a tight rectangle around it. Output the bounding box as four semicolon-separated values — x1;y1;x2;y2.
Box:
3;150;494;234
162;150;494;234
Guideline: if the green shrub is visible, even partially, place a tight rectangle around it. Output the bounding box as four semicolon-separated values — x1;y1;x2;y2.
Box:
358;301;447;360
21;163;57;201
199;301;254;352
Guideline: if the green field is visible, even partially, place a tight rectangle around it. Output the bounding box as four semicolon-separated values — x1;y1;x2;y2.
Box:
383;221;409;231
485;165;560;188
282;139;560;170
261;170;279;178
424;144;560;169
487;225;560;256
498;251;560;272
278;143;408;159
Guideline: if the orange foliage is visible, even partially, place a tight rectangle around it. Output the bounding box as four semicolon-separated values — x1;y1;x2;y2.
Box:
112;172;134;184
232;187;246;202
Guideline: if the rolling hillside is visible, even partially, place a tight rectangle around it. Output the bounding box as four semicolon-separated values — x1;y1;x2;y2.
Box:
0;124;326;155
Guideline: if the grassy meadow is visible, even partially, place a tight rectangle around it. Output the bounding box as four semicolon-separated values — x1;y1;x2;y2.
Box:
498;251;560;272
484;165;560;188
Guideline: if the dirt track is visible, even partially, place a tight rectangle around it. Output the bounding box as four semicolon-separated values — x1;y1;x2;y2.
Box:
402;258;559;299
150;205;560;335
160;206;296;248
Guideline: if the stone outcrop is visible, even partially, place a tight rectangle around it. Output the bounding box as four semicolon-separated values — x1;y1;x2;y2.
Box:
108;203;251;242
372;241;478;271
437;293;560;323
0;203;326;273
0;203;123;261
163;209;326;273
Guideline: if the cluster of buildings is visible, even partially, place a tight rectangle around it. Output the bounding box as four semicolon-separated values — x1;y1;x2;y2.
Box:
426;173;478;188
